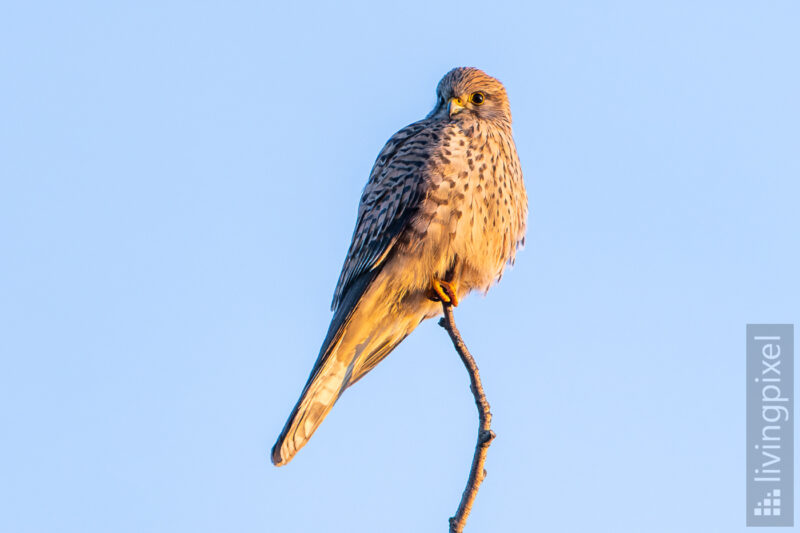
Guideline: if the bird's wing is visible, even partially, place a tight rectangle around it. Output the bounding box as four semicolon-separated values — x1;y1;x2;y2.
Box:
331;119;436;311
271;120;441;465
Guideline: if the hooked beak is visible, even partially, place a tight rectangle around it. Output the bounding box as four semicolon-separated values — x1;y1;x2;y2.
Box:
448;97;465;117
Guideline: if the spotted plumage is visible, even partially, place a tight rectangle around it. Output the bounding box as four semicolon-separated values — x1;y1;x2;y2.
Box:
272;67;527;466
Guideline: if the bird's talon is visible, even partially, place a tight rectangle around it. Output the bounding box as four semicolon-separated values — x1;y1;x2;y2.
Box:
429;279;459;307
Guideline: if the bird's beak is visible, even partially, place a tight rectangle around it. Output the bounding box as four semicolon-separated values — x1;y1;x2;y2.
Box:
448;97;465;117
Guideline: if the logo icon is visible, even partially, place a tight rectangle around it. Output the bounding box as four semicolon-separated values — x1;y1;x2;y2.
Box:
753;489;781;517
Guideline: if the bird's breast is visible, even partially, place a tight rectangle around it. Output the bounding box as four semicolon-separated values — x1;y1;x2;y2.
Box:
397;122;527;296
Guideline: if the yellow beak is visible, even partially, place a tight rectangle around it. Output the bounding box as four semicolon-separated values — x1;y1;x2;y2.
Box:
448;97;465;117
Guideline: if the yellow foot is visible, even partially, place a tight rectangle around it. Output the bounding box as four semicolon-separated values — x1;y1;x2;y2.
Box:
429;279;460;307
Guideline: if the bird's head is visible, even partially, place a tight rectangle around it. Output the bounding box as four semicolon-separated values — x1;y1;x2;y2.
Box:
429;67;512;125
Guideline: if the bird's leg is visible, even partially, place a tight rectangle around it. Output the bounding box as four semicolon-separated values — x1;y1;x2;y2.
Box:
429;279;460;307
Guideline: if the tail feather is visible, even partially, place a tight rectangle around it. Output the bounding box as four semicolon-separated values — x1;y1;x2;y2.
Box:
271;270;375;466
271;271;427;466
271;349;352;466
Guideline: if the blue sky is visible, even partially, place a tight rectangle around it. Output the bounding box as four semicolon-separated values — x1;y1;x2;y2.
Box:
1;2;798;532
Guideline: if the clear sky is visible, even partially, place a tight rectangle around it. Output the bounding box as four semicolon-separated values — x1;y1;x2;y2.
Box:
1;2;798;532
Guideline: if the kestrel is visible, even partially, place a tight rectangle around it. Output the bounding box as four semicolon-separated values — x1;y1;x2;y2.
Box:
272;67;527;466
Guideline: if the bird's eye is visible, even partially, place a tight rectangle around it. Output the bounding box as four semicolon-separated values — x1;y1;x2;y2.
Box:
470;92;485;105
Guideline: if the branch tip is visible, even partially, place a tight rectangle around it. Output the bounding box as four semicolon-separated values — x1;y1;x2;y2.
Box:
439;302;495;533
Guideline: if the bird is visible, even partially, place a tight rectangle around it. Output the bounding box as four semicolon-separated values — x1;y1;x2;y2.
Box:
272;67;527;466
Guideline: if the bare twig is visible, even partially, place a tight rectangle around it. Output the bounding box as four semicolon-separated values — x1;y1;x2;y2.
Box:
438;303;495;533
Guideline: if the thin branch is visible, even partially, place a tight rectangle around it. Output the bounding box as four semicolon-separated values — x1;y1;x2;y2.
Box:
438;303;495;533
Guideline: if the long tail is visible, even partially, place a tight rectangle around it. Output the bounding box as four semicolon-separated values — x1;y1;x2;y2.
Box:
271;273;417;466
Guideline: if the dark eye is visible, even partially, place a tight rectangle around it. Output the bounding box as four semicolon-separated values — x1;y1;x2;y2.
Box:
470;92;485;105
